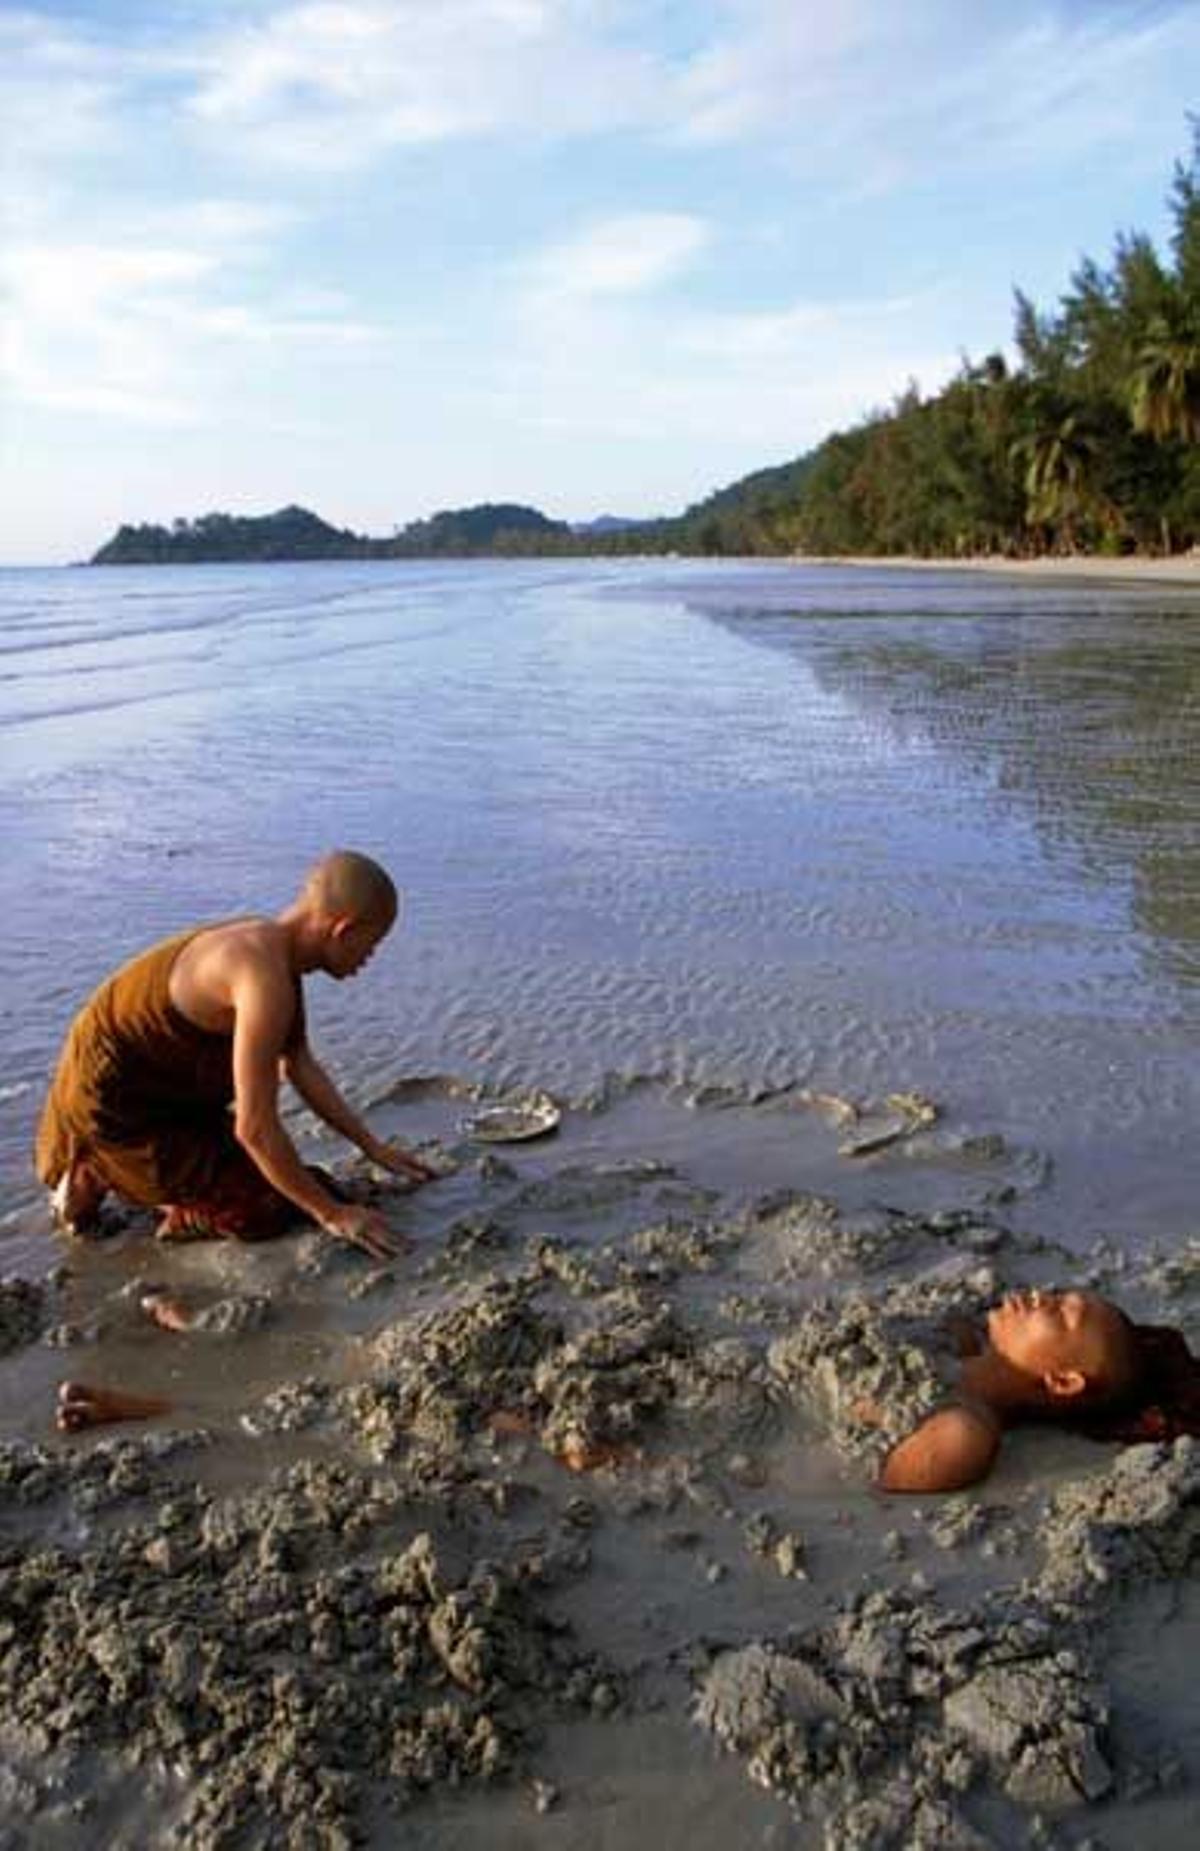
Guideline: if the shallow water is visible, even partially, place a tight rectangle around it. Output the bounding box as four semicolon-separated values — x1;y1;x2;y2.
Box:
2;557;1199;1262
2;553;1199;1846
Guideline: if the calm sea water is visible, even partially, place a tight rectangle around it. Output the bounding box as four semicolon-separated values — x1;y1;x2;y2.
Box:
2;558;1198;1258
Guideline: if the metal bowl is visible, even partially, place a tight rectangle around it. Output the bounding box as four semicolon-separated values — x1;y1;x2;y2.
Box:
460;1092;561;1143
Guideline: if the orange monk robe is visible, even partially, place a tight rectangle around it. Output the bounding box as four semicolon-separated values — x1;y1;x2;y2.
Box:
36;926;305;1214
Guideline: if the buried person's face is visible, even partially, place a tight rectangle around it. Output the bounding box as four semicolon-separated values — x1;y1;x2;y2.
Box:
986;1289;1133;1398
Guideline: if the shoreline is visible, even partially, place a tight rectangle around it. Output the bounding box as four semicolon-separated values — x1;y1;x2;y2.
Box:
52;551;1200;585
795;551;1200;586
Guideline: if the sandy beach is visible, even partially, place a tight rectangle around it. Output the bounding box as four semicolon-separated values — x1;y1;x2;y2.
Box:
1;1078;1197;1850
2;558;1198;1849
798;553;1200;587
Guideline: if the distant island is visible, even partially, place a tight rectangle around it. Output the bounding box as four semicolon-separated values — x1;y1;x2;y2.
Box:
92;502;578;565
93;128;1198;567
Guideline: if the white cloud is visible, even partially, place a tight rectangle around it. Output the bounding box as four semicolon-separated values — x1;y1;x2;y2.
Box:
522;213;710;301
4;0;1198;558
670;0;1200;185
188;0;663;169
0;15;124;243
2;242;214;425
1;234;382;427
672;0;874;145
501;279;958;455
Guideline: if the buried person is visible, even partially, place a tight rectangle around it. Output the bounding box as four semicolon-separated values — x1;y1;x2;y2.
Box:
880;1287;1200;1493
36;850;434;1262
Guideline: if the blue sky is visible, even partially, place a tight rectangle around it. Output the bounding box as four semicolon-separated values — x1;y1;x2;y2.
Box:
2;1;1197;562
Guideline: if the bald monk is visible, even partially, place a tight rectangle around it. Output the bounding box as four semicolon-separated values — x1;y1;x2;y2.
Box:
36;850;433;1261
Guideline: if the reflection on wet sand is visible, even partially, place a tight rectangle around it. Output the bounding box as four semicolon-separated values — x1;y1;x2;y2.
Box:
804;621;1200;980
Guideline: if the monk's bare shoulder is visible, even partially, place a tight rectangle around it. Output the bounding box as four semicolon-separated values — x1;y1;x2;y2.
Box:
170;917;292;1032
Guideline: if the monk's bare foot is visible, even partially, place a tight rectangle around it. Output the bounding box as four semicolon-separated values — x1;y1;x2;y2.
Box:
51;1160;108;1237
56;1381;171;1433
139;1288;195;1334
155;1205;218;1243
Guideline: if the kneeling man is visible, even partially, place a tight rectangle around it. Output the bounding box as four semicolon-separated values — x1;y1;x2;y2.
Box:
36;850;431;1259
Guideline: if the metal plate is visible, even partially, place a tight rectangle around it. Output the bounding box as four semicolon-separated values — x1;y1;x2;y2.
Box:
460;1093;561;1143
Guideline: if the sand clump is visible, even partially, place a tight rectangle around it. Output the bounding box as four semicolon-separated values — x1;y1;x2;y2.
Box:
696;1587;1115;1842
345;1274;698;1475
768;1260;999;1462
0;1459;603;1848
1033;1435;1200;1605
353;1278;564;1460
696;1429;1200;1847
0;1428;211;1514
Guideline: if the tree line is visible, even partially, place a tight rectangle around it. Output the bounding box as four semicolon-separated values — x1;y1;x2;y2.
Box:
93;127;1198;567
645;121;1198;559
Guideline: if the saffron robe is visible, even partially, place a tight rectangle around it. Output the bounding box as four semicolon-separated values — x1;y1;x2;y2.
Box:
36;924;305;1210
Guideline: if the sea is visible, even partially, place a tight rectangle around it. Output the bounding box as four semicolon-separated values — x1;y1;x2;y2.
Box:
2;556;1198;1266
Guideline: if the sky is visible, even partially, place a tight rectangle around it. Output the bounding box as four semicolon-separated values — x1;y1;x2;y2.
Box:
2;1;1198;563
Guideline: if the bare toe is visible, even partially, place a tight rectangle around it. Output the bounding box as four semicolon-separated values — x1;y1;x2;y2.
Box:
140;1292;193;1333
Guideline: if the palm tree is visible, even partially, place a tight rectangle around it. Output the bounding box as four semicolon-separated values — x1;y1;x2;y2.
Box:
1129;316;1200;444
1013;414;1106;550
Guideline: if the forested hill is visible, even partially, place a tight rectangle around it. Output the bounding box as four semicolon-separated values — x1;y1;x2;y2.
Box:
92;501;572;564
92;505;370;564
93;128;1198;566
389;503;571;555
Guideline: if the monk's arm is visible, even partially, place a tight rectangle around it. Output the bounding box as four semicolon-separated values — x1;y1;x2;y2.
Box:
282;1044;390;1158
229;962;353;1229
877;1402;1003;1494
282;1045;433;1181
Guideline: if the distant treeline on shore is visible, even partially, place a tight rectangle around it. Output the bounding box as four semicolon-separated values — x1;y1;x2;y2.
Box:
93;128;1199;568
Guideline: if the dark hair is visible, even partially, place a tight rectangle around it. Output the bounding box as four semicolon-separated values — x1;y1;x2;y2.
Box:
1069;1322;1200;1444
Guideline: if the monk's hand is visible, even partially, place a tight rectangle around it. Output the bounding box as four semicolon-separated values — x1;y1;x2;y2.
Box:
323;1203;403;1262
370;1139;438;1186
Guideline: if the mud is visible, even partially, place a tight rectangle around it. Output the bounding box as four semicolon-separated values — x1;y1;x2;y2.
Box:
696;1583;1119;1836
0;1081;1196;1848
0;1276;45;1355
0;1462;602;1849
1034;1437;1200;1606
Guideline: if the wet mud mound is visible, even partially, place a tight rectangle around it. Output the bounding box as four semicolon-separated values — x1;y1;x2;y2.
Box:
1035;1435;1200;1604
0;1276;45;1356
694;1434;1199;1846
2;1093;1198;1848
0;1459;602;1848
768;1257;999;1461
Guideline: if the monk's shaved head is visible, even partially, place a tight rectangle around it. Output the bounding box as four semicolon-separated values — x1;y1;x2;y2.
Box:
303;851;398;928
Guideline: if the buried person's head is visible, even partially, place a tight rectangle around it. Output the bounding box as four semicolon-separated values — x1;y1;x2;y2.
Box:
983;1288;1139;1412
881;1288;1154;1495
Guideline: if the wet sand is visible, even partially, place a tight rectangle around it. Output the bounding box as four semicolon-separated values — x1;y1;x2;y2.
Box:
798;552;1200;585
3;560;1199;1845
1;1082;1196;1850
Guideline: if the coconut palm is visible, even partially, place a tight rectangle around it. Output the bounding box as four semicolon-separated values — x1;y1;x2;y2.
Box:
1013;414;1106;548
1129;316;1200;444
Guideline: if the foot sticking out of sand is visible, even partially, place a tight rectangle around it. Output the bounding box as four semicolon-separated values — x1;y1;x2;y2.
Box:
56;1381;171;1432
139;1286;197;1333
